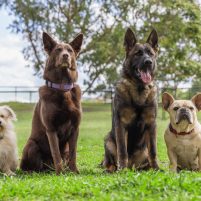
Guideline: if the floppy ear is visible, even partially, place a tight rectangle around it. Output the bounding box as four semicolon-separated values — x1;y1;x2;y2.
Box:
124;28;137;54
3;106;17;121
162;92;174;111
70;33;83;57
191;93;201;111
42;32;57;54
146;29;158;52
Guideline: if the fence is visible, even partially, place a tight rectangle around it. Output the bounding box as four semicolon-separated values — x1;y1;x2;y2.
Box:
1;86;201;120
0;86;201;103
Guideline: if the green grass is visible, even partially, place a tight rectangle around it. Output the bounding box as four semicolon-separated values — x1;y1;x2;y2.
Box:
0;102;200;201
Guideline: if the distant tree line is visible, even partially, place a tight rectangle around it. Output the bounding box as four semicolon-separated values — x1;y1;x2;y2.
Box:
1;0;201;91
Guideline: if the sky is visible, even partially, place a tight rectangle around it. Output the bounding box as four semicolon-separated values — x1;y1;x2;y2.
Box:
0;9;44;87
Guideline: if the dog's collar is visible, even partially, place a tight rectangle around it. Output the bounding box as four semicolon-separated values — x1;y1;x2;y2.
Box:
169;124;194;136
45;80;75;92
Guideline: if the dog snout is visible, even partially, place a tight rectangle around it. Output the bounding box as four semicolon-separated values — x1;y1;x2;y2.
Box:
0;121;1;125
144;58;152;65
63;54;69;60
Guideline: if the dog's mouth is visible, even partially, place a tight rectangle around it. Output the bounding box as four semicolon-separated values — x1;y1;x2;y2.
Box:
176;113;193;124
136;69;152;84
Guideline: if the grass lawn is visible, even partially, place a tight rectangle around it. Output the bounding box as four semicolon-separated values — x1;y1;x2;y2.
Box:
0;102;201;201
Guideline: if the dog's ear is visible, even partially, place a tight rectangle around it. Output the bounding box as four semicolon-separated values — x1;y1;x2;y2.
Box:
146;28;158;52
70;33;83;57
162;92;174;111
191;93;201;111
3;106;17;121
43;32;57;54
124;28;137;54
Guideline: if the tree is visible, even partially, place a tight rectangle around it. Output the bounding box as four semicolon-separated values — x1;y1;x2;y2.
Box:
1;0;201;90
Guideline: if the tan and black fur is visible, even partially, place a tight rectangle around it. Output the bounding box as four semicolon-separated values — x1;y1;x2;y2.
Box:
103;28;159;172
20;32;83;175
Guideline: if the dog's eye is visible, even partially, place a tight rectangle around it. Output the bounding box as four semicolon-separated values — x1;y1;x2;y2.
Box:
67;48;73;53
147;50;154;56
173;107;179;111
0;115;4;118
189;107;194;110
135;50;143;56
56;48;62;52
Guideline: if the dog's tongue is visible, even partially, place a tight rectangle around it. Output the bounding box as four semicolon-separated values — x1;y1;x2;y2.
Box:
140;71;152;84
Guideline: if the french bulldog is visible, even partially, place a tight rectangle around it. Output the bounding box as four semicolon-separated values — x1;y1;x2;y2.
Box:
162;92;201;172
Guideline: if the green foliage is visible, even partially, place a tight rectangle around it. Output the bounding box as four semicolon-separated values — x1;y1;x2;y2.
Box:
1;0;201;90
0;102;200;200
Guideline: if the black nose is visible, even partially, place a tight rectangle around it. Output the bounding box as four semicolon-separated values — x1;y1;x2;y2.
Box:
0;121;1;125
144;59;152;65
63;54;68;59
180;108;187;113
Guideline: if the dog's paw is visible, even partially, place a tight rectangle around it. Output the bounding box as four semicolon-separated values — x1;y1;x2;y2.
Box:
69;166;80;174
5;170;16;177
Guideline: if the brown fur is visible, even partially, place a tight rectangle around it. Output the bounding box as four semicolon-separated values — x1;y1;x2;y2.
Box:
103;28;159;172
20;32;83;175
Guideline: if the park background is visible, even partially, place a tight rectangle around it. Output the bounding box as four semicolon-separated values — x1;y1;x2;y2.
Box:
0;1;201;200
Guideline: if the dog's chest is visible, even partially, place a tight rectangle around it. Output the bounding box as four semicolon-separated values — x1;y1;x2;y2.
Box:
175;138;199;169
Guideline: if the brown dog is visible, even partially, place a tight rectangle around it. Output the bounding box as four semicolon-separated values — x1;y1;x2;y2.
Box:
162;92;201;172
20;32;83;175
103;28;159;172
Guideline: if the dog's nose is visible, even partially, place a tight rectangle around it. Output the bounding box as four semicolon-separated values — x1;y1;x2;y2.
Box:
144;59;152;65
180;108;188;113
0;121;1;125
63;54;68;59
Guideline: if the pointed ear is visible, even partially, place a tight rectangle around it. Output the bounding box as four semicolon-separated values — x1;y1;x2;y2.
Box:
4;106;17;121
191;93;201;111
162;92;174;111
42;32;57;54
146;29;158;52
124;28;137;54
70;33;83;57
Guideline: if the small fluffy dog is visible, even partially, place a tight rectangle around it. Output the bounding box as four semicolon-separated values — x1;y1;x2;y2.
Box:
162;92;201;172
0;106;18;176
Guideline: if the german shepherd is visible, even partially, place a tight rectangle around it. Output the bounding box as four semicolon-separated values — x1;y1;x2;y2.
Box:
20;32;83;175
103;28;159;172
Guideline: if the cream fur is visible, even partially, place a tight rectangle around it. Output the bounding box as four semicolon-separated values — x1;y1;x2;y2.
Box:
0;106;18;176
163;97;201;172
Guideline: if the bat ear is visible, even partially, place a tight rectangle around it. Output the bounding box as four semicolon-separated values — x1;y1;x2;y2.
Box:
146;28;158;52
42;32;57;54
191;93;201;111
70;33;83;57
162;92;174;111
3;106;17;121
124;28;137;55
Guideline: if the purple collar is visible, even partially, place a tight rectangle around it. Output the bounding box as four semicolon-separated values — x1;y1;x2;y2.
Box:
45;80;75;92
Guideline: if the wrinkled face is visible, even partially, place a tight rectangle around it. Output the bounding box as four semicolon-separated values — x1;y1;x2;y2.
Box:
43;32;83;83
123;28;158;84
168;100;196;125
162;92;201;127
0;106;16;132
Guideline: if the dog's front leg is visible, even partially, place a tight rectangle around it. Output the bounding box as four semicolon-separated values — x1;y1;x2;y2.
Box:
167;148;177;172
115;120;128;170
46;131;63;175
68;127;79;173
146;125;159;170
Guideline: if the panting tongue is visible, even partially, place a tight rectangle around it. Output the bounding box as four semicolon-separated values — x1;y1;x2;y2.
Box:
140;71;152;84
